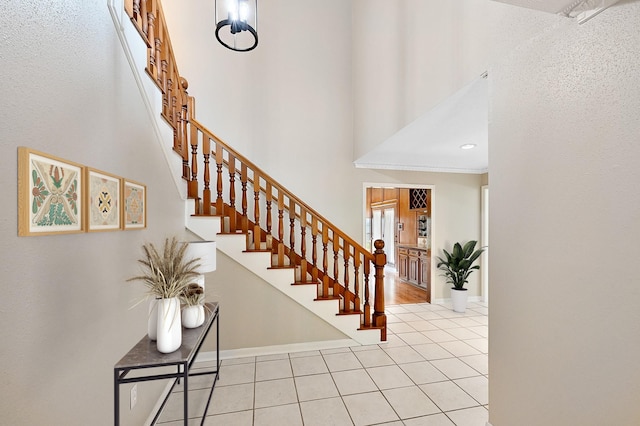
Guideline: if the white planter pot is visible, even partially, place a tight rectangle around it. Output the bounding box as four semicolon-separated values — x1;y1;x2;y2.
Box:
182;304;205;328
156;297;182;353
451;288;468;313
147;298;159;341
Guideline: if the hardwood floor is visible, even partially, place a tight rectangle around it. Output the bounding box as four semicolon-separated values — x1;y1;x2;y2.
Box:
383;266;429;304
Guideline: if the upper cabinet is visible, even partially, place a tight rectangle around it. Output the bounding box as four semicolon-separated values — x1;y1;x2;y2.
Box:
409;188;430;212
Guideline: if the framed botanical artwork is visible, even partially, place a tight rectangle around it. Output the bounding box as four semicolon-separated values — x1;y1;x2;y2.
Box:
122;179;146;230
86;168;122;232
18;147;85;236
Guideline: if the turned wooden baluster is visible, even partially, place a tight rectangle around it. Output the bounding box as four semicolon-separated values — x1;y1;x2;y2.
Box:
363;260;371;327
322;225;329;297
202;134;212;215
162;62;170;119
253;171;261;249
333;233;340;303
289;198;296;262
179;78;190;179
353;249;361;313
372;239;387;340
214;144;223;215
146;3;156;80
300;208;308;281
240;164;248;233
188;125;199;208
277;191;285;266
156;19;165;91
228;153;237;232
311;217;318;283
343;239;352;312
265;182;273;249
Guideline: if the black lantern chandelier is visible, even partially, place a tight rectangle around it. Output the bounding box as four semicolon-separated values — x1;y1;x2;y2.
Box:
215;0;258;52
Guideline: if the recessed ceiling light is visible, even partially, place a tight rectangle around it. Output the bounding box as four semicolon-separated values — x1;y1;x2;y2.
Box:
460;144;477;150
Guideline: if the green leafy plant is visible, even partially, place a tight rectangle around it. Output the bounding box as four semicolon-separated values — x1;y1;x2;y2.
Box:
128;237;201;299
436;240;484;290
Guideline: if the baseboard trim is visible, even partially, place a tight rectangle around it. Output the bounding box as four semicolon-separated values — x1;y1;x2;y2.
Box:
486;422;494;426
433;296;483;305
195;339;360;363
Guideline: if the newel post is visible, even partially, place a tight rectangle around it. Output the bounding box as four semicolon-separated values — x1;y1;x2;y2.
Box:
372;239;387;341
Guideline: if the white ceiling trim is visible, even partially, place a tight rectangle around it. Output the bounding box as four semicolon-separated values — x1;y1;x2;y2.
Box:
354;162;488;175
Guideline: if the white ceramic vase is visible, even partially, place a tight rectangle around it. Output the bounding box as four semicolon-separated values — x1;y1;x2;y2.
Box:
156;297;182;353
451;288;468;313
147;298;159;341
182;304;205;328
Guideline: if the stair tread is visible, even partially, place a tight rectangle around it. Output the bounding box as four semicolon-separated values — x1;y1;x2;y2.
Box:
337;310;363;316
292;280;321;285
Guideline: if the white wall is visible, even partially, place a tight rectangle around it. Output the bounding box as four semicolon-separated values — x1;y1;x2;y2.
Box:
358;170;484;301
200;251;348;353
352;0;489;159
488;2;640;424
0;1;188;424
161;0;485;302
162;0;357;232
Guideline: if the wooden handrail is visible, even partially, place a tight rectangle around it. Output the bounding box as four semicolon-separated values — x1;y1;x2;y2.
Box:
123;0;386;340
191;120;372;260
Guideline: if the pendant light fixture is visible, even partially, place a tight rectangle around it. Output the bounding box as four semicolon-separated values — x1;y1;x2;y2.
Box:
215;0;258;52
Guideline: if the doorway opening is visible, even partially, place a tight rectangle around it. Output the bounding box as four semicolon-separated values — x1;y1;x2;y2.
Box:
364;184;434;304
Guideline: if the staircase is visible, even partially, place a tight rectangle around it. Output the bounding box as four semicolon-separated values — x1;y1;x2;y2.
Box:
109;0;387;344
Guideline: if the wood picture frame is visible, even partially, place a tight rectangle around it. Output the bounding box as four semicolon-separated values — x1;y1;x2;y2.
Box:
86;168;122;232
18;147;85;236
122;179;146;230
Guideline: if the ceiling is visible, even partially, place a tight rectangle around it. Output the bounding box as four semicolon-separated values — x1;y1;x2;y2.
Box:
354;75;488;174
353;0;618;175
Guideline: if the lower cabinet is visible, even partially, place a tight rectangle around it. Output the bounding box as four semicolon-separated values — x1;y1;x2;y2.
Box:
398;246;430;288
408;250;420;283
398;248;409;281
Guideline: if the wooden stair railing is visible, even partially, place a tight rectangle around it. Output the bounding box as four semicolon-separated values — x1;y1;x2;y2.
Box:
189;118;387;339
123;0;387;340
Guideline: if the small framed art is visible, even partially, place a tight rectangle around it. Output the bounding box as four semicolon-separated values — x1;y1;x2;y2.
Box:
18;147;85;236
122;179;146;230
86;168;122;232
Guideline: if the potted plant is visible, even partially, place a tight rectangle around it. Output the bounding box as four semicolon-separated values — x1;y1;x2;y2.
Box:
436;240;484;313
180;283;206;328
128;237;201;353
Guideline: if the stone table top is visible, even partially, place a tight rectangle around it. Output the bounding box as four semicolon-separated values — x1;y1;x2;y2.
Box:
115;302;218;370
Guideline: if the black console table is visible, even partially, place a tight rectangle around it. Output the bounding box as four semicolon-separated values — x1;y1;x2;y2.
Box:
114;302;220;426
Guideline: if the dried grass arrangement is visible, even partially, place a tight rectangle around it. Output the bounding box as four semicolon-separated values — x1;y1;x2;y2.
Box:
128;237;201;299
181;284;205;306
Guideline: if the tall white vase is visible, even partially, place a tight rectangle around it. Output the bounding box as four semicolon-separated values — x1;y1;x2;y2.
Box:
148;298;159;341
156;297;182;353
451;288;468;313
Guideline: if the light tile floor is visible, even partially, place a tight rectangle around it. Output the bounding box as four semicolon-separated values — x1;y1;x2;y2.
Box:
157;301;489;426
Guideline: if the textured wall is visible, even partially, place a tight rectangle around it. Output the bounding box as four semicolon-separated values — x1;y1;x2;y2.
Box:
0;0;187;424
489;2;640;424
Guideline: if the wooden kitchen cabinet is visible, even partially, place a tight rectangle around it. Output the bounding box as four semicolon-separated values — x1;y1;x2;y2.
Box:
408;250;420;283
396;245;431;303
398;247;409;281
419;251;430;288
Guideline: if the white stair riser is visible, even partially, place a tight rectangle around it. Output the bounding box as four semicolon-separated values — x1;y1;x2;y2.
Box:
185;205;380;344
